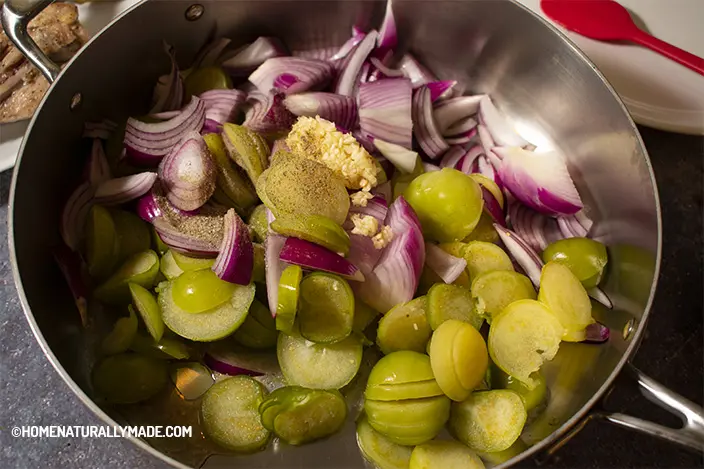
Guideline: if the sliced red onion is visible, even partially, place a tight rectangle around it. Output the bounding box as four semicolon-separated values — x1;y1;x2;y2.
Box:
399;53;436;88
372;181;392;202
495;146;583;216
84;139;111;187
423;163;441;172
359;61;373;84
425;242;467;284
135;191;161;223
170;362;214;400
478;95;530;147
482;187;506;227
212;209;253;285
374;138;418;174
508;202;563;252
575;210;594;234
444;115;477;137
358;78;413;149
192;37;232;69
204;349;280;377
150;110;182;120
557;212;591;239
150;42;183;114
459;145;484;174
347;234;383;275
376;0;397;55
280;237;364;281
265;233;289;316
427;80;457;103
293;46;340;61
494;224;543;287
355;196;425;313
202;119;223;134
330;28;367;61
83;120;117;140
445;129;478;145
283;92;358;130
369;56;405;79
158;131;216;211
199;89;246;124
412;86;449;159
243;91;296;135
135;184;199;224
588;287;613;309
349;196;388;222
125;96;206;166
477;123;496;159
220;37;287;76
582;321;610;343
94;172;157;206
60;182;94;252
153;217;219;256
434;95;483;134
335;30;379;96
440;146;466;169
53;245;89;327
249;57;335;95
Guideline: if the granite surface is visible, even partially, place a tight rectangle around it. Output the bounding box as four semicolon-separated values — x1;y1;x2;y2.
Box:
0;125;702;469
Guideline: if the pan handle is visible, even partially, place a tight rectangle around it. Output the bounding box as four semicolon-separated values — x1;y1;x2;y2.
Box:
2;0;62;83
538;364;704;464
599;364;704;450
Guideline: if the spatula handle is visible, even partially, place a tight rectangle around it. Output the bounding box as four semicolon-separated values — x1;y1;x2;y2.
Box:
632;30;704;76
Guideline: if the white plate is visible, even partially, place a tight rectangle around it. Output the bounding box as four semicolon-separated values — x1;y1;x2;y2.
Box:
519;0;704;135
0;0;140;173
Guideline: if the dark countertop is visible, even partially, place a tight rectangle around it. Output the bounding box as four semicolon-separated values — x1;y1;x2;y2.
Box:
0;126;702;468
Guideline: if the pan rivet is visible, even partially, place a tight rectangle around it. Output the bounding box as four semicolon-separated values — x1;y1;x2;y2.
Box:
622;319;636;340
185;4;204;21
69;93;82;112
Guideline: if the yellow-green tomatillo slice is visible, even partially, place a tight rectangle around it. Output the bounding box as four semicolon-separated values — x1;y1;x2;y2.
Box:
276;265;302;334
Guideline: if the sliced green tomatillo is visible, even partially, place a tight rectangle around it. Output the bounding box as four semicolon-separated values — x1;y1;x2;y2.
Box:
427;283;483;330
204;132;258;213
159;250;184;280
184;66;232;97
248;204;269;244
272;388;347;445
159;280;254;342
172;269;237;314
201;376;270;452
92;353;168;404
112;209;151;263
276;265;302;334
252;243;265;283
129;333;191;360
85;204;119;279
94;250;160;305
298;272;354;343
233;300;277;349
377;296;431;354
271;213;350;255
171;250;216;271
128;282;164;342
356;415;412;469
101;306;138;355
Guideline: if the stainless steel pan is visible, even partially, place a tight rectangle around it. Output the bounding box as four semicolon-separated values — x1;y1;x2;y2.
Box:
4;0;703;467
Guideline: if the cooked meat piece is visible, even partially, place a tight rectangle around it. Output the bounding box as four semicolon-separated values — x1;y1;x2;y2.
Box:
0;2;86;123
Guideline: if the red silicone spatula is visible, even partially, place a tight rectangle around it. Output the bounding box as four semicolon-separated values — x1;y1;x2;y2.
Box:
541;0;704;76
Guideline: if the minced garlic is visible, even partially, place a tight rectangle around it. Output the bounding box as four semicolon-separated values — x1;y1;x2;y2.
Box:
350;214;379;237
286;116;378;191
372;225;394;249
350;191;374;207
